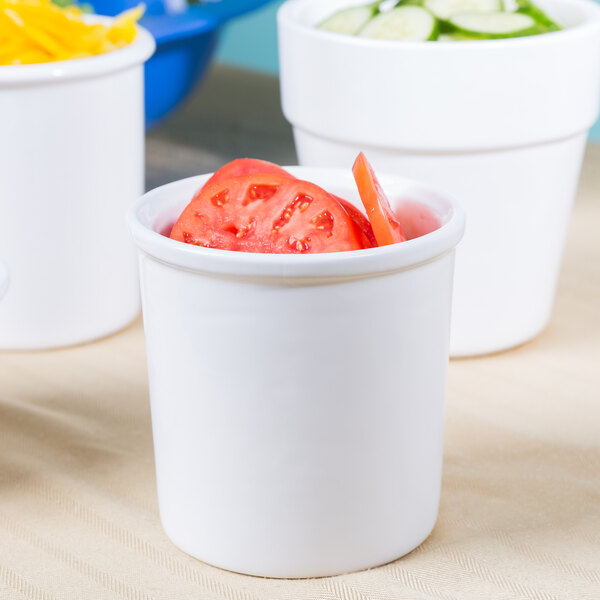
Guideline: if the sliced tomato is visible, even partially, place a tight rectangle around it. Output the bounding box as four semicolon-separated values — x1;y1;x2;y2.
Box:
334;196;377;248
170;173;366;254
352;153;407;247
205;159;376;248
204;158;293;188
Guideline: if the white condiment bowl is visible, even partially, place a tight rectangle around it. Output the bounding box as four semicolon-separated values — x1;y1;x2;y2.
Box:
0;260;8;301
128;166;465;578
278;0;600;356
0;23;155;349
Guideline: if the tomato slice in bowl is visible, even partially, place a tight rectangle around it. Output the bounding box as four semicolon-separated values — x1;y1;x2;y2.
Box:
352;153;407;247
204;159;377;248
204;158;293;188
170;173;367;254
334;196;377;248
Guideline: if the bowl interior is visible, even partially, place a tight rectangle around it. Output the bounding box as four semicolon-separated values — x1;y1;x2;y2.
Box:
147;167;458;239
131;166;466;278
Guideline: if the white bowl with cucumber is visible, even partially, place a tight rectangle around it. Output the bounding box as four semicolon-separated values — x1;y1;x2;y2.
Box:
278;0;600;357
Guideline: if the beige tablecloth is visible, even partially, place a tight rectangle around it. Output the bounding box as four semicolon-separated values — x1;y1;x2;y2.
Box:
1;67;599;598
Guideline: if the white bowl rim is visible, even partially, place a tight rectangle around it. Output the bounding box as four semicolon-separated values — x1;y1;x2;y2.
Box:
278;0;600;49
0;18;155;85
128;166;466;280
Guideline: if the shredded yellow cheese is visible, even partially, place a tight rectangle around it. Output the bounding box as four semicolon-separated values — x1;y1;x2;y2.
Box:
0;0;144;65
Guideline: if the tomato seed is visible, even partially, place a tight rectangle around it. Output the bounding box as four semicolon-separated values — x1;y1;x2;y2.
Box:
182;232;209;247
236;222;256;238
211;190;229;207
311;210;334;234
247;184;279;203
223;219;256;239
272;194;313;232
296;195;313;212
288;235;311;253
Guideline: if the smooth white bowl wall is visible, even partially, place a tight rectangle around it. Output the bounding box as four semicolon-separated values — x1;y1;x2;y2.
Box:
129;168;465;578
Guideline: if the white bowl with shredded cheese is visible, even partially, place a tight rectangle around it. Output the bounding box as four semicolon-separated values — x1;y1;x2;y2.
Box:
0;20;155;349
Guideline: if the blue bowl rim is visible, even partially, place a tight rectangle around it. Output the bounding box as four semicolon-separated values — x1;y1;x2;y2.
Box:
142;0;274;43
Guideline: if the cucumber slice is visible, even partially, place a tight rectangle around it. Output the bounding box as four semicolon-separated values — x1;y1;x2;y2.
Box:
424;0;500;21
515;0;561;31
359;6;439;40
378;0;403;10
318;5;378;35
449;11;540;37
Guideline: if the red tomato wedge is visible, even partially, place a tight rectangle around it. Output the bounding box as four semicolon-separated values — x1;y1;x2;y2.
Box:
334;196;377;248
200;159;375;249
204;158;292;188
170;173;366;254
352;153;407;247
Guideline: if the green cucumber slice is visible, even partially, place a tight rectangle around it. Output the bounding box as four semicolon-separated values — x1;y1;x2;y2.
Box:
448;11;540;37
424;0;500;21
515;0;561;31
318;5;378;35
378;0;403;9
358;6;439;40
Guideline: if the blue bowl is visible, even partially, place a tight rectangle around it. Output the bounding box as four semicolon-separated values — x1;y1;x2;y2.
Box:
90;0;273;127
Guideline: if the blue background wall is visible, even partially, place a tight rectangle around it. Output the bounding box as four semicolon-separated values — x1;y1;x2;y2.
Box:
216;0;600;140
216;0;284;75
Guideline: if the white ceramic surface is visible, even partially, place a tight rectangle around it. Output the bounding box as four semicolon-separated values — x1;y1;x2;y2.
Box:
278;0;600;357
0;260;8;300
129;167;465;578
0;25;155;349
